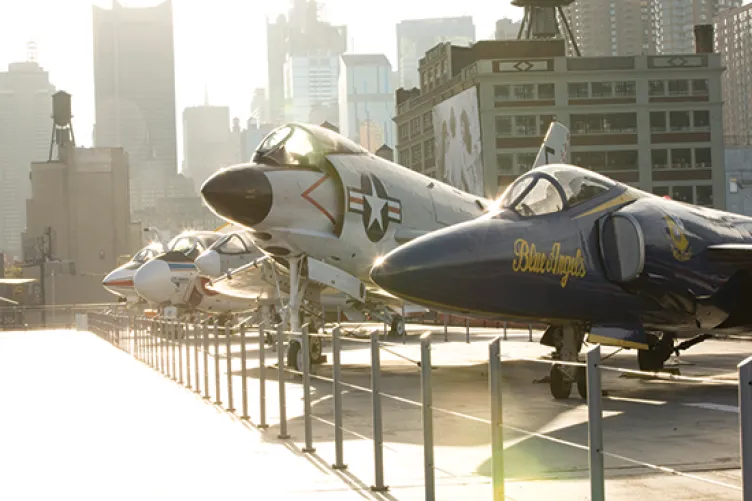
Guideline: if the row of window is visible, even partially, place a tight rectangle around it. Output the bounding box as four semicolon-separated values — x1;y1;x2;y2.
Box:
653;185;713;206
571;113;637;134
649;79;708;97
494;83;555;101
652;147;711;170
398;139;435;167
399;112;434;141
568;81;636;99
495;115;556;137
650;110;710;132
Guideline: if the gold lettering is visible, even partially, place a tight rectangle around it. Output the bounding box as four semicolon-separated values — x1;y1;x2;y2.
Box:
511;239;587;288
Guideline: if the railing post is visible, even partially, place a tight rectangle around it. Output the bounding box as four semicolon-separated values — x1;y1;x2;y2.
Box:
420;333;435;501
225;321;235;413
194;322;201;394
587;345;605;501
740;356;752;501
214;321;222;405
465;318;470;344
240;323;249;420
503;321;508;341
277;323;290;439
489;337;504;501
170;320;177;381
332;326;346;469
370;329;387;492
302;324;315;453
178;321;185;386
185;322;192;390
528;323;533;342
160;320;167;376
203;322;210;400
443;315;448;342
258;320;268;429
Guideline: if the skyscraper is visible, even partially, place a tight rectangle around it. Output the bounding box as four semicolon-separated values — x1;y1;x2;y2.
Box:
338;54;395;151
564;0;741;57
0;61;55;258
396;16;475;90
92;0;178;200
266;0;347;125
716;3;752;145
182;105;235;192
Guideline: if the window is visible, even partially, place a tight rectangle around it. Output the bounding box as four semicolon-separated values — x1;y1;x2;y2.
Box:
494;85;511;101
605;150;638;171
614;81;636;97
693;110;710;130
512;84;535;100
517;153;537;172
696;185;713;206
497;154;514;173
410;117;421;136
650;111;666;132
217;234;249;255
411;144;422;164
652;149;668;169
571;113;637;133
672;186;693;203
495;116;513;137
568;82;589;98
539;115;555;135
653;186;670;197
591;81;613;98
649;80;665;96
695;147;711;168
671;149;692;168
572;152;606;171
692;79;709;96
398;148;410;166
424;139;434;160
516;115;537;136
669;111;691;131
538;83;555;100
422;112;432;130
398;123;409;141
667;79;690;96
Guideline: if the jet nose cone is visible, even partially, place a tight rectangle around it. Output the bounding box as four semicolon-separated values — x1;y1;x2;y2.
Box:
102;269;134;296
201;165;272;228
133;259;174;304
195;250;221;278
371;220;497;310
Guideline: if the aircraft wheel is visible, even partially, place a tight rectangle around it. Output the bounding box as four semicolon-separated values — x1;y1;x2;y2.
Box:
638;332;674;372
576;366;587;399
310;336;324;365
549;364;572;399
287;339;302;372
389;315;406;338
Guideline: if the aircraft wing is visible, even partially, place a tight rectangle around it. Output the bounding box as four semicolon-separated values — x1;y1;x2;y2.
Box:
706;244;752;268
0;278;36;285
206;256;279;300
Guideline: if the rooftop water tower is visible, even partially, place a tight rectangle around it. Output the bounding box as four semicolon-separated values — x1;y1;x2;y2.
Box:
511;0;580;56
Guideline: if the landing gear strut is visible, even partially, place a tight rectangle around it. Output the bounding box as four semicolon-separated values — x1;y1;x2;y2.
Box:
389;315;405;338
638;332;675;372
548;324;587;400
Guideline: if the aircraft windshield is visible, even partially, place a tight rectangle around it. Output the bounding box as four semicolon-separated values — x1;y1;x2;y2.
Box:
497;165;616;217
213;234;248;255
132;247;158;264
253;124;366;168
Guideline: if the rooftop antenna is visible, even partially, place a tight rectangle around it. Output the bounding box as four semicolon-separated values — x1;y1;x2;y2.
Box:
511;0;581;56
26;40;38;63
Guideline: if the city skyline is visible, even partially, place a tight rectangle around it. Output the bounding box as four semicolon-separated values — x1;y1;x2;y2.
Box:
0;0;519;166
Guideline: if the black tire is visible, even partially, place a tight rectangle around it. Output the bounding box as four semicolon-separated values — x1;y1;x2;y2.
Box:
576;366;587;399
287;339;301;371
638;332;674;372
310;336;324;365
390;315;406;337
550;364;572;399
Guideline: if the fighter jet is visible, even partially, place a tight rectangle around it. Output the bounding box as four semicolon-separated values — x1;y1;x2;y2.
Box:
370;163;752;399
199;121;570;363
102;241;164;304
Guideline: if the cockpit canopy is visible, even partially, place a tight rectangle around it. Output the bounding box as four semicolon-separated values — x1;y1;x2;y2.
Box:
253;123;367;168
165;232;221;259
208;232;256;255
493;164;618;218
132;244;162;264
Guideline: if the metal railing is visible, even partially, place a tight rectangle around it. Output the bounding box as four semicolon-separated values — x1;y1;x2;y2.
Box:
83;311;751;500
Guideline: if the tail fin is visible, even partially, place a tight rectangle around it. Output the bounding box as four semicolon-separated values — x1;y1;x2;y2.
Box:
532;121;570;169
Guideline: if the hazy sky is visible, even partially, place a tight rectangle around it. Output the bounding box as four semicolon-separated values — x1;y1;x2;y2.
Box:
0;0;519;158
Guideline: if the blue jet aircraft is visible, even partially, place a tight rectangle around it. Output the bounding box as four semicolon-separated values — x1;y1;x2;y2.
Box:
371;163;752;399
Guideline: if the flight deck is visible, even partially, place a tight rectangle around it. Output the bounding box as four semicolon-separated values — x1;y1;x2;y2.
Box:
0;322;746;500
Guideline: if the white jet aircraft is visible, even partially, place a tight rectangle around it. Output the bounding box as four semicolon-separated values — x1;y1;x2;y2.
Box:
199;121;571;365
102;241;164;304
